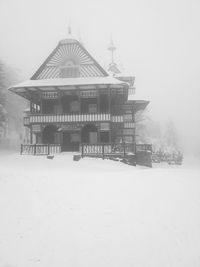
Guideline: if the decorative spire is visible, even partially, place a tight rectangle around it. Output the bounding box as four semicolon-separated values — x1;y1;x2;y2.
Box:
67;18;72;36
108;37;116;64
68;26;71;35
108;37;121;75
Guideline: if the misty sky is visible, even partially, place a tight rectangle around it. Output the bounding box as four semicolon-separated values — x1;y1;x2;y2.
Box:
0;0;200;153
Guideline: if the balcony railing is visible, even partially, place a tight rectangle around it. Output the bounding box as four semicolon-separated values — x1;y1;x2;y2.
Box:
81;143;136;158
20;143;152;158
21;144;61;155
81;143;152;157
135;144;152;153
24;114;125;125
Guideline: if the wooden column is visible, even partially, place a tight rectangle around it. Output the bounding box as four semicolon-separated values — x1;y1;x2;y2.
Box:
30;127;33;144
55;87;62;114
109;123;111;143
133;109;136;144
97;123;100;143
30;98;33;113
108;87;111;114
97;90;100;113
108;88;111;143
77;89;80;113
40;91;43;114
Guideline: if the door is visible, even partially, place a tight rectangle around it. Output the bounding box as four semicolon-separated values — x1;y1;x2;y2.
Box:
89;132;98;144
62;131;80;152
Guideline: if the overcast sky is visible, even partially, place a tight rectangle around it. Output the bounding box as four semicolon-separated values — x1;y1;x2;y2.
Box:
0;0;200;153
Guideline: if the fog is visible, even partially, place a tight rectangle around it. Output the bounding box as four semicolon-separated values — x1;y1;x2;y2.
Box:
0;0;200;155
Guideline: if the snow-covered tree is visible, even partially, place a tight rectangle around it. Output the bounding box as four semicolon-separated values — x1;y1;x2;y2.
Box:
0;60;26;140
135;109;152;144
135;109;181;153
0;61;7;137
163;120;180;152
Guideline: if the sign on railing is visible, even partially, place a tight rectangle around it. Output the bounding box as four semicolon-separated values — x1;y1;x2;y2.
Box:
81;143;152;158
81;143;136;158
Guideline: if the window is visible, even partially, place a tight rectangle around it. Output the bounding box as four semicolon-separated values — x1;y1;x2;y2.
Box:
100;123;110;131
32;124;41;132
124;136;133;143
123;129;134;135
88;104;97;113
124;122;135;128
124;114;133;121
80;90;97;98
70;101;80;113
43;92;58;99
59;60;80;78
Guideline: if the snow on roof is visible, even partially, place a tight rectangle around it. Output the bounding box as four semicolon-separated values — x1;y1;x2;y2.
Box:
128;99;150;111
9;76;128;92
115;72;135;79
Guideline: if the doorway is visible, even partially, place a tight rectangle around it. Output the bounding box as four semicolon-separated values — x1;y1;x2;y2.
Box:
62;131;80;152
81;124;98;144
42;125;57;144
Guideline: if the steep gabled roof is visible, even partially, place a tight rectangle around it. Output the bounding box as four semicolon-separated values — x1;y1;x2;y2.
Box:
31;38;108;80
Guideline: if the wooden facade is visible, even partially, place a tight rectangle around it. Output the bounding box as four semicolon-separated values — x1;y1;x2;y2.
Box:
9;36;151;160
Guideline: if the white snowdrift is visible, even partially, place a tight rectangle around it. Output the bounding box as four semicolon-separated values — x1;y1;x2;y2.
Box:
0;152;200;267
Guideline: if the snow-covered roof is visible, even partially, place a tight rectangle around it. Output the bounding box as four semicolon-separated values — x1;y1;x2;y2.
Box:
127;100;150;112
9;76;128;93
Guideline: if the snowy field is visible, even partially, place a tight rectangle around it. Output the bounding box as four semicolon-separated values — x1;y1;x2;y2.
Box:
0;152;200;267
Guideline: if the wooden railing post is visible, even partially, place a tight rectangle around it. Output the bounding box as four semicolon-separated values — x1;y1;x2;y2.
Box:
102;144;105;160
123;142;126;158
81;144;84;158
34;144;36;155
20;144;23;155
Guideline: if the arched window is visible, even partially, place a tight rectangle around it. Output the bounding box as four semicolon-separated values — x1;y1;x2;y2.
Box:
59;60;80;78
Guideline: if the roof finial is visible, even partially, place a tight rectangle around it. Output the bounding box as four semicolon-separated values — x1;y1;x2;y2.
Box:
108;36;116;64
107;36;121;75
67;18;72;35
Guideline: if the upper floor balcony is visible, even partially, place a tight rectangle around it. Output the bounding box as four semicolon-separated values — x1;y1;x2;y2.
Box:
23;113;135;126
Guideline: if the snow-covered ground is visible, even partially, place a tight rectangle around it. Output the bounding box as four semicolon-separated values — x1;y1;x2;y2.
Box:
0;152;200;267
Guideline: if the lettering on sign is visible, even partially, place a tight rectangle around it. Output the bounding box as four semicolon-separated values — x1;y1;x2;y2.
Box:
61;124;81;131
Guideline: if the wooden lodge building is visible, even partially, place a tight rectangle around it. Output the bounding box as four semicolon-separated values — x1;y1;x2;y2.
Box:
9;33;151;164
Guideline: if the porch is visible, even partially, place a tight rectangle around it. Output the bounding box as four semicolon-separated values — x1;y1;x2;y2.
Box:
20;143;152;157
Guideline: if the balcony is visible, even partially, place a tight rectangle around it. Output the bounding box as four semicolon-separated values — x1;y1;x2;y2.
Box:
24;113;123;126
